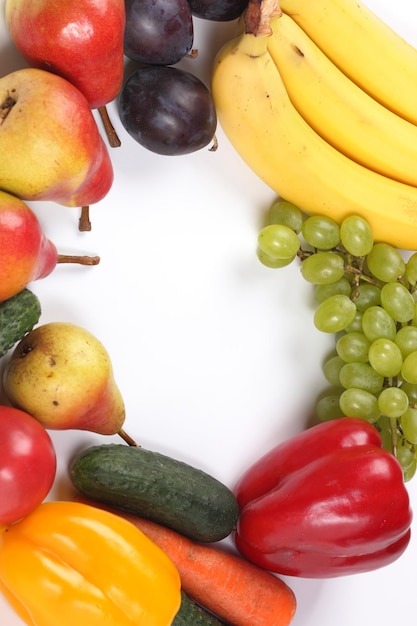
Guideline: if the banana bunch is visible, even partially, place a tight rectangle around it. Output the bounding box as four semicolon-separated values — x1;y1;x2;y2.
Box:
211;0;417;250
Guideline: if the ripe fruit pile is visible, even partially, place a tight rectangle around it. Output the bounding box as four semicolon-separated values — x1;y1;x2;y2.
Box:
211;0;417;250
117;0;223;155
258;198;417;480
1;0;417;623
210;0;417;480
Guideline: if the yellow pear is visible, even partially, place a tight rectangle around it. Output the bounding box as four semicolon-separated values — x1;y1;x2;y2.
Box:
2;322;126;436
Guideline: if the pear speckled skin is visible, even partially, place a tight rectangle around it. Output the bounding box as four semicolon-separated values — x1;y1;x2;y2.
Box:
0;68;113;206
3;322;125;435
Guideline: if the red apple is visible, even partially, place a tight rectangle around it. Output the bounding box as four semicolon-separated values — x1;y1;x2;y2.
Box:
0;189;100;302
0;67;113;209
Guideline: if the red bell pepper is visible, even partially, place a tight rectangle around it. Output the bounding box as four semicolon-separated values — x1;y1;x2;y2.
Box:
234;417;412;578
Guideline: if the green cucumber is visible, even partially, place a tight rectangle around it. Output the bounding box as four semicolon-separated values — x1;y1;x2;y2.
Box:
173;591;228;626
0;288;41;359
69;444;239;542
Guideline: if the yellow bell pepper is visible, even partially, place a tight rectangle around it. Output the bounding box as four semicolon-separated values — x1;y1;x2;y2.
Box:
0;501;181;626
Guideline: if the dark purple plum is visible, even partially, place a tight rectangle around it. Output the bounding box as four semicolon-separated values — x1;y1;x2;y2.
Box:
124;0;194;65
118;65;217;156
187;0;249;21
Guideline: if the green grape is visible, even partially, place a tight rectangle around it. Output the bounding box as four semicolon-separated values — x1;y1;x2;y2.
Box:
258;224;300;259
361;305;397;341
366;243;406;282
314;278;352;304
368;338;403;377
401;406;417;444
269;199;303;233
405;252;417;286
410;303;417;327
400;381;417;404
339;387;380;422
396;440;416;476
377;386;409;418
340;215;374;256
301;215;340;250
322;355;345;386
257;247;295;268
394;326;417;358
353;283;381;312
315;394;343;421
345;310;363;333
301;252;345;285
403;454;417;482
401;351;417;383
380;282;415;323
336;331;370;363
314;294;357;333
376;415;394;453
339;362;384;393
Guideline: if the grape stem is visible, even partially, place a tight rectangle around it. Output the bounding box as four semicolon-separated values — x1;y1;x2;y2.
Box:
296;247;383;289
389;417;398;456
346;269;380;287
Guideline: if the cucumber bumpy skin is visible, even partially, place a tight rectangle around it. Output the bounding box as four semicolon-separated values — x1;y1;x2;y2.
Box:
69;444;240;542
0;288;42;359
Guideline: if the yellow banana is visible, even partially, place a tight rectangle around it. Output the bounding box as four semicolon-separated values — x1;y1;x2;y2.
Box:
211;27;417;250
279;0;417;125
266;12;417;187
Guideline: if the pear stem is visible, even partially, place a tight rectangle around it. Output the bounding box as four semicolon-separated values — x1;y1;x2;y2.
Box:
79;206;92;232
98;105;121;148
57;254;100;265
118;428;140;447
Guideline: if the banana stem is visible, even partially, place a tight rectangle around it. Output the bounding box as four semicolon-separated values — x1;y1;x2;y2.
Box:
97;105;121;148
245;0;282;36
57;254;100;265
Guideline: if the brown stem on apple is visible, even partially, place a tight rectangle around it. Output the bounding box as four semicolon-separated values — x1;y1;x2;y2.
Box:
57;254;100;265
97;105;121;148
118;428;140;447
79;206;92;231
0;95;15;125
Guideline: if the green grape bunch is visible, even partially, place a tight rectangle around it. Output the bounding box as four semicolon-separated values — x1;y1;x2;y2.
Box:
257;198;417;482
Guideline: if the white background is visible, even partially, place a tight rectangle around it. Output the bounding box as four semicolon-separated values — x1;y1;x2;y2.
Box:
1;0;417;624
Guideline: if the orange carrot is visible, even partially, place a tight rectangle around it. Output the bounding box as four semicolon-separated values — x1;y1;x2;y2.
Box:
75;496;297;626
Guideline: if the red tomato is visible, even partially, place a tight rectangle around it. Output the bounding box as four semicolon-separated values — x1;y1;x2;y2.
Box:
0;406;56;525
